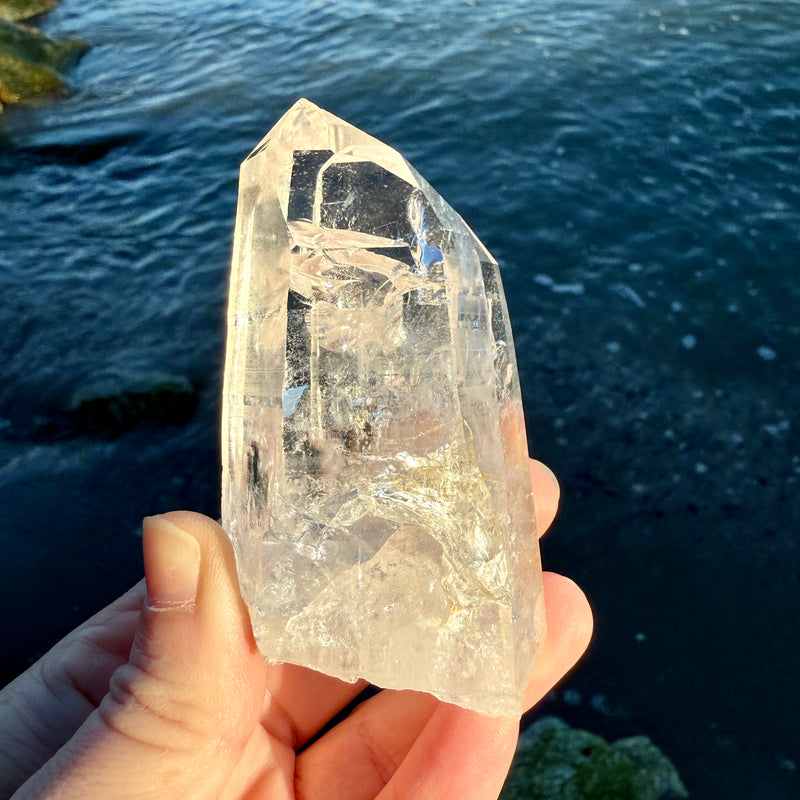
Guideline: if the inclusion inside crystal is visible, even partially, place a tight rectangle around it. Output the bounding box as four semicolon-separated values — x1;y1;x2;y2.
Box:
221;99;544;717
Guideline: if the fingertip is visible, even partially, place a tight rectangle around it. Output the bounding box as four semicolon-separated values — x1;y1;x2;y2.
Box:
156;511;239;587
543;571;593;653
523;572;593;710
158;510;227;548
531;459;559;492
529;459;560;536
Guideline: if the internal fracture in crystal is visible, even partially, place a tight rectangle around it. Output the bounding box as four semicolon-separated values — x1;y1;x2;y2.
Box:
222;99;543;716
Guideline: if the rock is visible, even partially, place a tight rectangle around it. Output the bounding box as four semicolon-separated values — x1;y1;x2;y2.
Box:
0;0;58;23
70;373;199;437
0;12;88;110
501;717;688;800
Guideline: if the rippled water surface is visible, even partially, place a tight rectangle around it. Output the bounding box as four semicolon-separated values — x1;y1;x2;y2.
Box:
1;1;799;797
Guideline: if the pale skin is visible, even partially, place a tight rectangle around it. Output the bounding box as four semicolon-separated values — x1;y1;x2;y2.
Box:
0;460;592;800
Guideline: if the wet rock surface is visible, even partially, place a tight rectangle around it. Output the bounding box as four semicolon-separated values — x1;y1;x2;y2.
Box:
70;373;199;437
0;372;199;441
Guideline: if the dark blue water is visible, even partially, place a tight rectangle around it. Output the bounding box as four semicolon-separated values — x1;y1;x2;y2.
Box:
2;1;799;797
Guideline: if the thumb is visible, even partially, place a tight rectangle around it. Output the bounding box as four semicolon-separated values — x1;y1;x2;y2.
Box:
15;513;266;800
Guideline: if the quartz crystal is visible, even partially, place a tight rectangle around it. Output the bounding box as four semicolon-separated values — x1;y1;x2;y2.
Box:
221;99;544;716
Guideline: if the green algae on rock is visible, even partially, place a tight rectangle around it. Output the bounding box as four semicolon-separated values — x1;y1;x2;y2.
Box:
0;10;88;110
501;717;688;800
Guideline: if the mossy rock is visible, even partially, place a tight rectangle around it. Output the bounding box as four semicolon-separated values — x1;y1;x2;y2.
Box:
501;717;688;800
0;17;88;108
0;0;57;23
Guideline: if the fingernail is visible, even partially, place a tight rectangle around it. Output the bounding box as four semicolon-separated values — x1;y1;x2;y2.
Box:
143;515;201;608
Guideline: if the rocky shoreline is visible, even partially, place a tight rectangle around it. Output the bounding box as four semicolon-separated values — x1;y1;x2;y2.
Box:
0;0;87;110
502;717;687;800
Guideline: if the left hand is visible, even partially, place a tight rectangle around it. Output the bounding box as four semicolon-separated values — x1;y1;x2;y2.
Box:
0;460;592;800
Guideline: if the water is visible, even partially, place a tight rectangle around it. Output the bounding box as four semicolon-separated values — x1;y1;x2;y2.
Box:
1;1;799;796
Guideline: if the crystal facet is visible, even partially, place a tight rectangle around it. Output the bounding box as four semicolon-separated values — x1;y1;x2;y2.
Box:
222;99;544;716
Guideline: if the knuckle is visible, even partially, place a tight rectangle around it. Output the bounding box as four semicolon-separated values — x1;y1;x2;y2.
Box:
99;661;210;752
98;660;253;759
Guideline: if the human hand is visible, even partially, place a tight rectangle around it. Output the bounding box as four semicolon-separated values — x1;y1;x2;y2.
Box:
0;460;592;800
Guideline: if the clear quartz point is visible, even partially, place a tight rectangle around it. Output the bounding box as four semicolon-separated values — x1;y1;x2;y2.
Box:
222;99;544;716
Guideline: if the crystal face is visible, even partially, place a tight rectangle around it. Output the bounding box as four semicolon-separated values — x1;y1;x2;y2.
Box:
221;99;544;716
